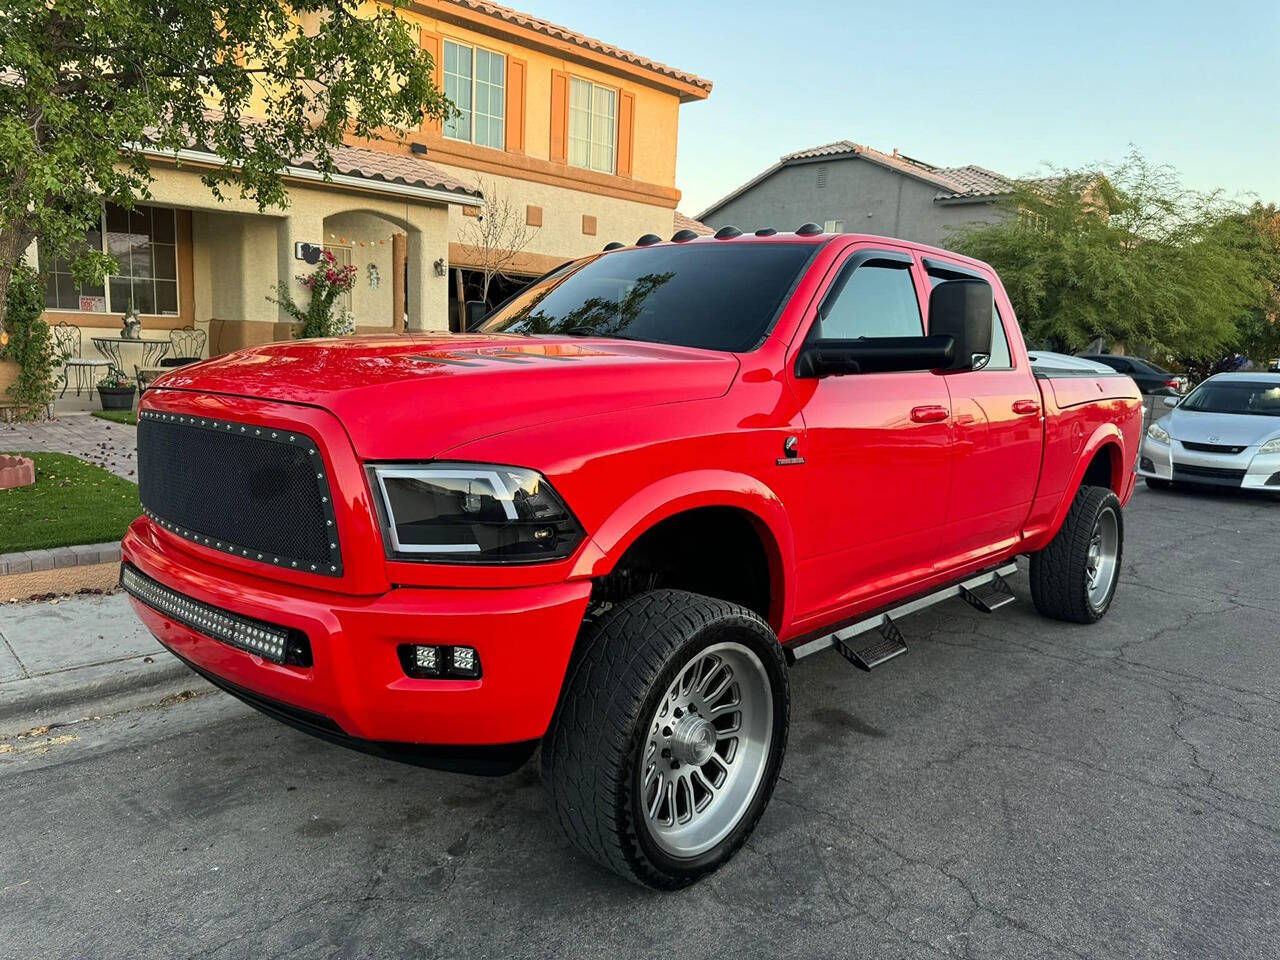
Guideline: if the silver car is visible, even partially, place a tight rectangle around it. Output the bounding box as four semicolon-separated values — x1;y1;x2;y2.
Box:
1138;372;1280;493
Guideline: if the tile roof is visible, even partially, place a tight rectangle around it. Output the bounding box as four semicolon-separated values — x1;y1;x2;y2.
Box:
673;211;714;236
296;143;480;199
933;164;1014;199
699;140;1015;219
142;110;480;201
441;0;712;96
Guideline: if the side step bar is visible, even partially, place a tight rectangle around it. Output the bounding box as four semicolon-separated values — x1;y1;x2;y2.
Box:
789;562;1019;664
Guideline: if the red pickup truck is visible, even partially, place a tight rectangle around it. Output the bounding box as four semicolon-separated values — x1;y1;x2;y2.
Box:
123;226;1142;888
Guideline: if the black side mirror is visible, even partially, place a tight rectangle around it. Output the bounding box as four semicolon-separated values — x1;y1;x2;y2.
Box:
929;279;992;371
464;300;487;330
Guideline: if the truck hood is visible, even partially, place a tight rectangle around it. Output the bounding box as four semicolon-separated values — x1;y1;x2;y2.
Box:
152;334;740;458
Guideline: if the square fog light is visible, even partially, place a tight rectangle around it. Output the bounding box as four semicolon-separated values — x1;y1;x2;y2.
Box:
398;644;482;680
449;646;480;679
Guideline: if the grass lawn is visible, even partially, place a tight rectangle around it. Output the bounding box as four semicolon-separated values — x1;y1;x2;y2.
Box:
0;452;141;554
92;409;138;426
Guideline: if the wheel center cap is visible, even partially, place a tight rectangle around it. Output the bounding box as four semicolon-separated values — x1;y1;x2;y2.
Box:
670;715;717;765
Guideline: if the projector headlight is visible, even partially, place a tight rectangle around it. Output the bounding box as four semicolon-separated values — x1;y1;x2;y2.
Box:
1259;437;1280;455
1146;422;1170;444
368;462;583;563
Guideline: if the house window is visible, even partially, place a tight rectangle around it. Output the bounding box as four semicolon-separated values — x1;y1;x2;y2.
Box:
823;220;844;234
568;77;616;174
42;203;178;315
443;40;505;149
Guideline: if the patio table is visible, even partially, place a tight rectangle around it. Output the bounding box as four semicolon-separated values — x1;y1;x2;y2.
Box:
90;335;171;378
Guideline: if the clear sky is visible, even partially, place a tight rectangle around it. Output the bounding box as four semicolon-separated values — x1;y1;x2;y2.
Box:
528;0;1279;218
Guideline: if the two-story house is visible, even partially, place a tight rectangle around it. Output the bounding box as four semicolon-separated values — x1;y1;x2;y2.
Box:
34;1;711;365
697;140;1012;248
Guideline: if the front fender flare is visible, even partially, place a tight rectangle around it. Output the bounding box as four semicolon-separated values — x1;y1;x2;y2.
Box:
571;469;797;631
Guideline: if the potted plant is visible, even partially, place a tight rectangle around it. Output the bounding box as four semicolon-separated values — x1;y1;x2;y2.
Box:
96;370;137;410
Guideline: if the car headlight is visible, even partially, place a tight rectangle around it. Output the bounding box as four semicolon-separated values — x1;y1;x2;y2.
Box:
1259;438;1280;455
368;462;583;563
1146;423;1170;444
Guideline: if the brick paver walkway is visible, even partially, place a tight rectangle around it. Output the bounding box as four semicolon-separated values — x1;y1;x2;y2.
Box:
0;413;136;480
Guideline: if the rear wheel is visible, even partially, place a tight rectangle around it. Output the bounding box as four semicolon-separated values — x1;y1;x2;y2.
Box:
541;590;789;889
1030;485;1124;624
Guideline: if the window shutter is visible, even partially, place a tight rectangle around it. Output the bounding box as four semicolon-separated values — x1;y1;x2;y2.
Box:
550;70;569;164
617;91;635;179
505;58;526;154
421;31;443;132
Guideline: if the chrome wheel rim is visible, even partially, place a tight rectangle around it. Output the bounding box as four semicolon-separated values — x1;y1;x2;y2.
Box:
1085;507;1119;608
639;641;773;859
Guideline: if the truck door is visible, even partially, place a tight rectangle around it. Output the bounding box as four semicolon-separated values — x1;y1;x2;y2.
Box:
923;257;1042;569
786;246;952;624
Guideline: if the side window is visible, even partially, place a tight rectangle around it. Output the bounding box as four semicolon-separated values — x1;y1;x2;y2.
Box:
819;263;921;340
927;271;1012;370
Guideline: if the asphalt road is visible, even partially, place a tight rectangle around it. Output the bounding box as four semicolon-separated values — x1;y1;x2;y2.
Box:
2;484;1277;960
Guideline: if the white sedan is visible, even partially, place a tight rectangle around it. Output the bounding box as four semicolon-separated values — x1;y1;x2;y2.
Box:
1138;372;1280;493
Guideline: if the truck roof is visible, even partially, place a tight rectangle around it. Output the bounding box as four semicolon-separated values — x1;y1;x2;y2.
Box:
604;224;997;274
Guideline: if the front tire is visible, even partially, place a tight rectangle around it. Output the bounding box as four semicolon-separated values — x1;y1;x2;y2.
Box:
1144;477;1171;491
541;590;789;889
1030;485;1124;624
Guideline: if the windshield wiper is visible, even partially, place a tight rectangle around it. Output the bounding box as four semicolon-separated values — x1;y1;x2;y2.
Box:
557;326;644;342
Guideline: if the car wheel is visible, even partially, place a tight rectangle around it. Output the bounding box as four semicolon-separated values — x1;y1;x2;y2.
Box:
1144;477;1171;491
541;589;789;889
1030;485;1124;624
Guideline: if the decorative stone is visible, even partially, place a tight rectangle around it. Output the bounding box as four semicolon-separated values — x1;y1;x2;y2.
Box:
0;454;35;490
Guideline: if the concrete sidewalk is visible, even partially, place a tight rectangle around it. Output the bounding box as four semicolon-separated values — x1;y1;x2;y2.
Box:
0;592;205;734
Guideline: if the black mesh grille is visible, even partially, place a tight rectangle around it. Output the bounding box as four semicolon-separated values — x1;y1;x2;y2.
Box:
137;412;341;575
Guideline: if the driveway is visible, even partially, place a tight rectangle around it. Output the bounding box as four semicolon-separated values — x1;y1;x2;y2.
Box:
1;484;1276;959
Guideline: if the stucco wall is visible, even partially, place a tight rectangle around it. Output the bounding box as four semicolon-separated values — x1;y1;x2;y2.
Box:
436;162;675;269
703;157;1008;249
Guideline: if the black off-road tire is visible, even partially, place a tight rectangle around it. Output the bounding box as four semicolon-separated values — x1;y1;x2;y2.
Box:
1030;485;1124;624
540;590;789;890
1144;477;1171;491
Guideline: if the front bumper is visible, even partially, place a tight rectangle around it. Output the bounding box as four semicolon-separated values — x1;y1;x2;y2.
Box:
122;519;593;769
1137;437;1280;490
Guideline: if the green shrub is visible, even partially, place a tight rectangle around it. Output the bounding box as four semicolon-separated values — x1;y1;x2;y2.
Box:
0;263;58;419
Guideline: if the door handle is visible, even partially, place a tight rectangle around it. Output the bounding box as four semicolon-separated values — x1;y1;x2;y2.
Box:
1012;399;1041;416
910;405;949;424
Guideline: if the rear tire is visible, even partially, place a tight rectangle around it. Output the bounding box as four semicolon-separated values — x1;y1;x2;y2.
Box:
1144;477;1171;491
541;590;789;889
1030;485;1124;624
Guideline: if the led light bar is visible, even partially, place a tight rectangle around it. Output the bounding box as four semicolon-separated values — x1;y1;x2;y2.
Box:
121;565;308;665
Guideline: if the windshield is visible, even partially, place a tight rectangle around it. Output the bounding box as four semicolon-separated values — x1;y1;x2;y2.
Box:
477;243;817;352
1180;380;1280;416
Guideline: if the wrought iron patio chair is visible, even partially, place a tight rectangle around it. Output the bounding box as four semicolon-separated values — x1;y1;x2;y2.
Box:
52;322;112;398
138;326;208;391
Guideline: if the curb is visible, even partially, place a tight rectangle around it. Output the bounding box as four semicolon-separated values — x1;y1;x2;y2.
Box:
0;653;205;735
0;541;121;576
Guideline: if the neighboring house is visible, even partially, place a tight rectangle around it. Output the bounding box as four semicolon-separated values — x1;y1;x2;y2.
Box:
697;140;1013;248
34;0;712;357
673;212;714;236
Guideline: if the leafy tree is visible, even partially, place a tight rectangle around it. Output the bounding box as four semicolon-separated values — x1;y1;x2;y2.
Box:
0;0;453;327
951;150;1264;358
